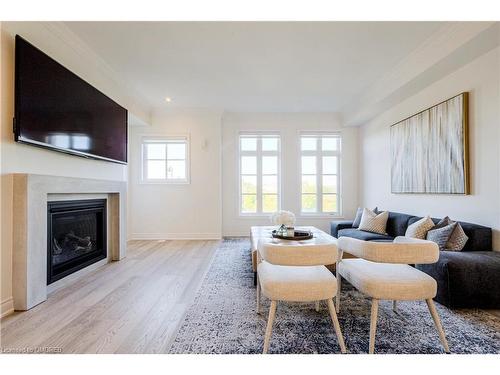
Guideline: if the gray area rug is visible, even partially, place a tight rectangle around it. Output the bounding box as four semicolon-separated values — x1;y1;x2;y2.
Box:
169;238;500;354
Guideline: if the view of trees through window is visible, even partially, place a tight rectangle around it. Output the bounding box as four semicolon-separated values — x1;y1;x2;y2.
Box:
239;133;341;215
240;134;280;214
300;134;340;214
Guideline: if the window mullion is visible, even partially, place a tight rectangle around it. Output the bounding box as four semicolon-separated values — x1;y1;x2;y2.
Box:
143;144;147;181
317;137;322;213
257;138;263;214
164;142;169;179
277;148;281;211
337;155;341;213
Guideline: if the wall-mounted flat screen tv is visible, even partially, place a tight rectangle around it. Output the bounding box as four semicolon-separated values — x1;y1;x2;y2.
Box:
14;35;128;164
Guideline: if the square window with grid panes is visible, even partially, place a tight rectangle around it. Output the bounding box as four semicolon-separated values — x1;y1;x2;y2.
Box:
240;134;280;214
300;134;341;214
142;137;189;183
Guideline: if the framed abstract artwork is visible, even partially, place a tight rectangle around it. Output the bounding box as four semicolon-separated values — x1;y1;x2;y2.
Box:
390;92;469;194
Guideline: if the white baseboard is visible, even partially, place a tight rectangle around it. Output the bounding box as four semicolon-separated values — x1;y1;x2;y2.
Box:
1;297;14;318
130;233;222;240
222;232;251;237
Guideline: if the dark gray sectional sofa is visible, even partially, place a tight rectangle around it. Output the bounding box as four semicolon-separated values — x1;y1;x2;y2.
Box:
331;211;500;309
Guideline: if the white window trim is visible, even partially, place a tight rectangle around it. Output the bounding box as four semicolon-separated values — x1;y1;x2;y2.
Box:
238;132;282;217
141;134;190;184
298;131;342;217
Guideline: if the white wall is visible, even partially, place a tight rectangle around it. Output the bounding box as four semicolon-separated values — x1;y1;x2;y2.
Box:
222;112;359;236
360;47;500;250
0;23;134;316
128;110;222;239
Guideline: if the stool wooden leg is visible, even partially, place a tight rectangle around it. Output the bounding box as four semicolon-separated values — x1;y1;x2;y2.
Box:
426;299;450;353
392;300;397;312
327;299;347;354
256;276;261;314
263;300;277;354
315;301;320;312
369;299;379;354
336;275;341;313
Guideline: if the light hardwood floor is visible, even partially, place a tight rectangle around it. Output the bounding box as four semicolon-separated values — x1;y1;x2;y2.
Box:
0;240;220;354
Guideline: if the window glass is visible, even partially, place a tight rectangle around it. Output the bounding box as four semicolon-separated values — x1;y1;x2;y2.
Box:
241;137;257;151
301;137;317;151
262;137;279;151
300;135;341;214
239;134;280;214
142;138;189;183
241;156;257;175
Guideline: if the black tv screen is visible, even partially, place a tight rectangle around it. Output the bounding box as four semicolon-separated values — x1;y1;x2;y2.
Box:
14;35;128;164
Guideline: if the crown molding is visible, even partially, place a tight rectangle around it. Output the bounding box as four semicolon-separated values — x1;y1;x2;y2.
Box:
342;21;498;126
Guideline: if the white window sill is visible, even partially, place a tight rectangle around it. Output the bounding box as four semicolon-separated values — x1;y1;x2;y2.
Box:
298;214;344;219
140;180;190;185
239;214;273;219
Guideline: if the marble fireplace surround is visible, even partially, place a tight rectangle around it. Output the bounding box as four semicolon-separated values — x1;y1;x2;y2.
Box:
12;174;127;311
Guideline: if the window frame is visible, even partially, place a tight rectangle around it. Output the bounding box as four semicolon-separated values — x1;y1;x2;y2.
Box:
238;132;282;216
299;132;342;217
141;135;190;184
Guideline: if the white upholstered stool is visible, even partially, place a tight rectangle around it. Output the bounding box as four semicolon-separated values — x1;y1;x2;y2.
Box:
257;240;346;354
337;236;450;354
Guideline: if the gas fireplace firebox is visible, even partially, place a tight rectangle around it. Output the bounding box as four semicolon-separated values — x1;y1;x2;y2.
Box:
47;199;107;284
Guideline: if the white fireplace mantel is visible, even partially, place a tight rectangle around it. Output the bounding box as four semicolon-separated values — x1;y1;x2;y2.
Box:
12;173;127;311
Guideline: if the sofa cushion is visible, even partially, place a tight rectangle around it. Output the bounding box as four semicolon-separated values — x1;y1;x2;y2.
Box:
426;223;456;250
384;211;418;237
338;228;394;242
330;221;355;238
352;207;364;228
446;222;469;251
405;216;435;239
409;216;492;252
433;216;469;251
358;208;389;234
352;206;378;228
416;251;500;308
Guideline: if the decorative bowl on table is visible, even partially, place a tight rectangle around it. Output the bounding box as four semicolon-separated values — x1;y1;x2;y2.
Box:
271;229;313;241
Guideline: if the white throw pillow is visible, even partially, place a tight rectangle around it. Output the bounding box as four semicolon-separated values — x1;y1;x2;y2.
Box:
358;208;389;235
405;216;435;239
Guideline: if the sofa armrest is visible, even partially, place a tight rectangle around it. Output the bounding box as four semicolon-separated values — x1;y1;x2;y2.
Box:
331;220;354;238
416;259;451;307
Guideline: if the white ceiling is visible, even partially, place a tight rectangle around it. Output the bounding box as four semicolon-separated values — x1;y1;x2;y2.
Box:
64;22;446;113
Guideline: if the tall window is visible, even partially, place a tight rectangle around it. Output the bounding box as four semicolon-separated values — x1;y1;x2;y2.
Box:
142;136;189;183
300;133;341;214
240;134;280;214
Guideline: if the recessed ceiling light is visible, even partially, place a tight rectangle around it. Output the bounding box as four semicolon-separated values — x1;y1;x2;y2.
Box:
165;97;172;103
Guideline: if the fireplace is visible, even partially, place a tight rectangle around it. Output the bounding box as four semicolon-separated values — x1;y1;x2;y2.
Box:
47;199;107;284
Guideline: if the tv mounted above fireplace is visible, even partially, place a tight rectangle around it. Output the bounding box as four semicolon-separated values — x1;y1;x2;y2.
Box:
14;35;128;164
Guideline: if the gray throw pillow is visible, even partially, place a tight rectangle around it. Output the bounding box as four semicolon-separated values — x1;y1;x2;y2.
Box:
446;222;469;251
352;207;363;228
426;223;457;251
435;216;469;251
353;206;378;228
434;216;451;229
